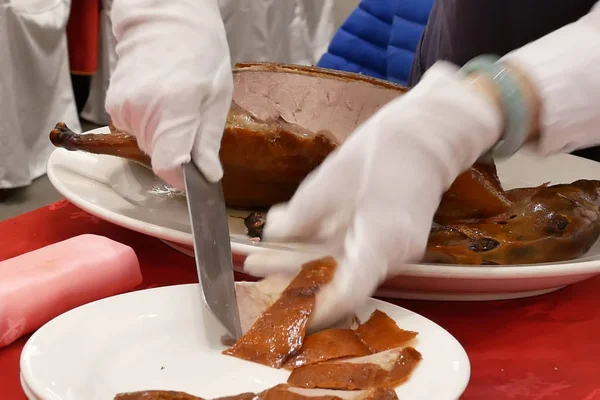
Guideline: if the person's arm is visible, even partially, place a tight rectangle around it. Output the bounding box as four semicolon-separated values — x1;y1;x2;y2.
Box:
501;1;600;154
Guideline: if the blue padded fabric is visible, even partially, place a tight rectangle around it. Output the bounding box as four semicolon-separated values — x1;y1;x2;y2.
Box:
317;0;434;86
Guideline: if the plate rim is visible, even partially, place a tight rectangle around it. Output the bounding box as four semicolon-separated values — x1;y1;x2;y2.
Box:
20;283;471;400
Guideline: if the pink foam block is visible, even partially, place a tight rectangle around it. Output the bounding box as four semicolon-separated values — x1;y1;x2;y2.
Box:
0;234;142;347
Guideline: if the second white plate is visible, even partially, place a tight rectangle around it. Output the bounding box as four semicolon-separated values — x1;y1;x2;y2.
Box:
20;284;470;400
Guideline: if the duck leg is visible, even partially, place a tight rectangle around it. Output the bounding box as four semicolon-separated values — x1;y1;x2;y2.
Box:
49;122;152;168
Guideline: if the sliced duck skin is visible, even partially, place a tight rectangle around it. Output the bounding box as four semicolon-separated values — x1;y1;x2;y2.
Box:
257;385;398;399
284;328;371;369
284;309;417;369
223;257;337;368
355;310;418;353
287;347;422;390
114;391;204;400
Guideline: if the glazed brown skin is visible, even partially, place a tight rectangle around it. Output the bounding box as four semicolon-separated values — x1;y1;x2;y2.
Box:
49;62;508;212
258;385;398;400
223;257;337;368
114;385;399;400
426;180;600;265
283;328;371;369
51;62;405;209
245;179;600;266
435;161;512;224
220;103;336;208
114;266;416;399
287;347;422;390
284;309;418;369
51;106;336;209
114;391;204;400
50;121;504;214
51;113;335;210
50;122;152;167
355;310;418;354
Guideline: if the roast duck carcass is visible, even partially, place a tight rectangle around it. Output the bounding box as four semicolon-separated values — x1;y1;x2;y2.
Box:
51;63;405;209
246;177;600;265
114;258;419;399
49;62;600;266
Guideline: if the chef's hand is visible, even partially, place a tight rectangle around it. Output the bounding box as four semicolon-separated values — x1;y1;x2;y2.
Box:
105;0;233;189
244;62;504;331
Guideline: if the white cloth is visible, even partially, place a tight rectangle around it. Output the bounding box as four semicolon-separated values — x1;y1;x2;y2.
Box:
503;0;600;155
245;63;503;330
219;0;334;66
82;0;335;126
106;0;234;189
0;0;80;189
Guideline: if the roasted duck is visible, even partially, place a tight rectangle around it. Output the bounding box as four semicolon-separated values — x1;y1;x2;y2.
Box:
51;63;405;209
245;179;600;265
49;62;600;265
49;122;509;220
114;258;420;400
426;180;600;264
50;62;511;217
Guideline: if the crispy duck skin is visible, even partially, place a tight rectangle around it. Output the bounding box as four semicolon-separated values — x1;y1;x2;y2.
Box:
283;328;372;370
50;122;152;167
256;385;399;400
287;347;422;390
354;310;418;353
49;62;510;213
51;113;335;209
114;391;204;400
116;260;420;399
114;385;399;400
51;120;510;219
435;161;512;224
223;257;337;368
284;310;418;370
227;260;422;392
424;179;600;265
245;180;600;265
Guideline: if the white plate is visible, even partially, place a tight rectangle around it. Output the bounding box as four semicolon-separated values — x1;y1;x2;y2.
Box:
47;127;600;301
20;284;470;400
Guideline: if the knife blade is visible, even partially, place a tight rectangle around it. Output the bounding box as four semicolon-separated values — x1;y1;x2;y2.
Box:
183;162;243;340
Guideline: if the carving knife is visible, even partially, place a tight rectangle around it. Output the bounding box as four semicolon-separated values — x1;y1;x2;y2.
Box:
183;162;243;340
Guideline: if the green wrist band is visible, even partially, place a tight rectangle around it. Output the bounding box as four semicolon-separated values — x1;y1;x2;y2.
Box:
459;55;531;160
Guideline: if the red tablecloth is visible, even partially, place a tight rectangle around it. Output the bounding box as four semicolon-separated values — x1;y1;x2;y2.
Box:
2;200;600;399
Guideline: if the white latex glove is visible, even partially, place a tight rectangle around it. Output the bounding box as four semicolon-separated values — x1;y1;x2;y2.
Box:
105;0;233;189
244;63;503;330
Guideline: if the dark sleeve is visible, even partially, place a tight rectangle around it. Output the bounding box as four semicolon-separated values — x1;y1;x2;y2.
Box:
408;0;597;86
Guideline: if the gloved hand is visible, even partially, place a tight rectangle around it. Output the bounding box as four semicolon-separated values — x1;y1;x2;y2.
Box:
244;62;503;330
105;0;233;189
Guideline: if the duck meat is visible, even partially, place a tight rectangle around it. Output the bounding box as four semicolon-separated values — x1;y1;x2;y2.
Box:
223;257;337;368
115;256;421;400
244;179;600;265
115;384;399;400
287;347;422;390
426;179;600;264
283;310;417;370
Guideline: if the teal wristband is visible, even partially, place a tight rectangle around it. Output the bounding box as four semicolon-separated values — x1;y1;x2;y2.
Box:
459;55;530;160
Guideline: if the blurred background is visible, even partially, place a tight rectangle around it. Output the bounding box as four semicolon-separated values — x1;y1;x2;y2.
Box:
0;0;358;221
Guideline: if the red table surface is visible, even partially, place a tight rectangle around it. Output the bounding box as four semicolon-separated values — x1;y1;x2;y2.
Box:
1;200;600;400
